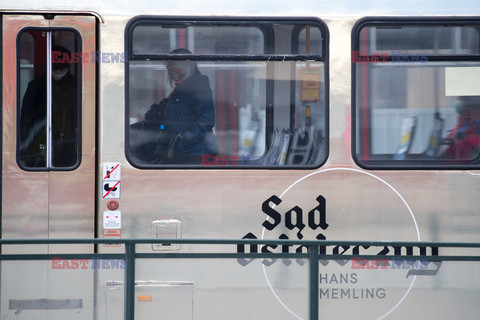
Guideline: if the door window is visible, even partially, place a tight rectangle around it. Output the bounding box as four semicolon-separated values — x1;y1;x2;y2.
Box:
17;29;81;170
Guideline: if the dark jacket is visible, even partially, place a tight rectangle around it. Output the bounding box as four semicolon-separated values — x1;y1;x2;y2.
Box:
146;69;218;161
19;74;78;168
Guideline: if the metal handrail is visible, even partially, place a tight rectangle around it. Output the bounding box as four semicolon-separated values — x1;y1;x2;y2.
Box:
2;238;480;320
2;238;480;246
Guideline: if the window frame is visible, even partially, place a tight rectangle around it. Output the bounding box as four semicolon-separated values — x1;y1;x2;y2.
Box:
351;17;480;170
16;26;83;172
124;15;329;170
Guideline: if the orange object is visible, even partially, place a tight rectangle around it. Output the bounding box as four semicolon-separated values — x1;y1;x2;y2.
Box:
138;295;152;302
300;67;321;102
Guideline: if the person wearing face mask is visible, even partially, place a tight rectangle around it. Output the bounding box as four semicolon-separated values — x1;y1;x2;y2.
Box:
442;96;480;161
142;48;218;164
19;45;78;168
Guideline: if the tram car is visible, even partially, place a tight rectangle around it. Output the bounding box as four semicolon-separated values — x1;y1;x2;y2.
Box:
1;0;480;319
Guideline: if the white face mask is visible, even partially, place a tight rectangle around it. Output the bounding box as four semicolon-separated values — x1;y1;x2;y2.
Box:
52;68;68;81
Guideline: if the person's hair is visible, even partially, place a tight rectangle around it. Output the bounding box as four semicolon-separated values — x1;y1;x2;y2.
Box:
52;45;72;70
461;96;480;109
166;48;197;85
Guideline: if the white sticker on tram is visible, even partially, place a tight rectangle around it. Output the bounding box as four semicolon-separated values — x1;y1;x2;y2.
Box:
104;210;121;229
445;67;480;96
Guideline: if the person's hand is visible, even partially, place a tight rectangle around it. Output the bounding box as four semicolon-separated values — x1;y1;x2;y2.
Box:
145;99;168;122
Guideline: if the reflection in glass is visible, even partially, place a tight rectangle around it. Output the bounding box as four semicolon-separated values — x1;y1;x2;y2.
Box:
18;30;80;169
127;21;327;168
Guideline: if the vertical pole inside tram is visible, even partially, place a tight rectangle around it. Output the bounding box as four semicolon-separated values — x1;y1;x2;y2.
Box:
46;31;53;168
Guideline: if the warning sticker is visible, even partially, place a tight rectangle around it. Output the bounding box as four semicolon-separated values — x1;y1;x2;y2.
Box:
103;181;120;199
103;229;121;247
103;162;121;181
104;210;121;229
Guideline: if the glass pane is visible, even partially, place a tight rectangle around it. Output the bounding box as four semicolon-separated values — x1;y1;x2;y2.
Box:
359;25;480;55
131;23;324;56
127;20;327;168
128;59;326;167
132;25;265;55
355;61;480;164
354;21;480;167
298;26;323;55
18;29;81;169
18;30;47;167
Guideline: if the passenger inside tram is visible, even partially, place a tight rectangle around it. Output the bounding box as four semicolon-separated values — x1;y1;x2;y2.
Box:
440;96;480;160
19;45;78;168
131;48;218;165
127;22;327;167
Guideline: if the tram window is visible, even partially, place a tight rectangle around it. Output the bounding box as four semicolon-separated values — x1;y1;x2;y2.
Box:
17;29;81;170
126;18;328;168
352;19;480;168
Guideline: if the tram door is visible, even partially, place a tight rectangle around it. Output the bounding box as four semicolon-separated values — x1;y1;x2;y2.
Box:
1;14;96;319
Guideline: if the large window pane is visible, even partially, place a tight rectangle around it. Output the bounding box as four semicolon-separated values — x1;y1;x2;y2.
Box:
353;20;480;168
126;18;328;168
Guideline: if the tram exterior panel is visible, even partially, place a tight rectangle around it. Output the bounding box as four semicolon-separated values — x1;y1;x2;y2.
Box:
1;4;480;320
